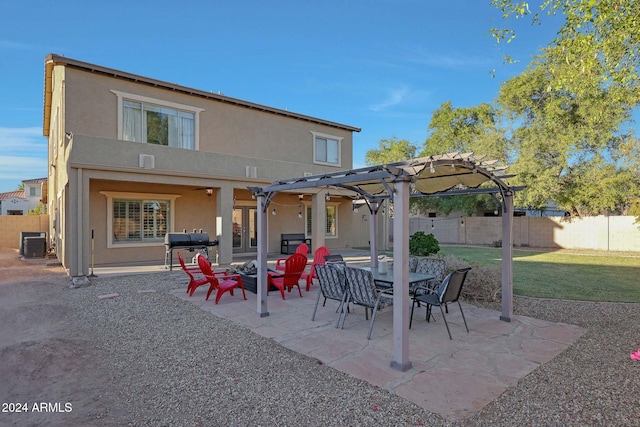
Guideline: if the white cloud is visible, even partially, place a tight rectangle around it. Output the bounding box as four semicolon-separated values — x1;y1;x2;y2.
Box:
369;85;410;112
0;127;45;149
0;127;48;191
0;40;33;50
398;46;494;70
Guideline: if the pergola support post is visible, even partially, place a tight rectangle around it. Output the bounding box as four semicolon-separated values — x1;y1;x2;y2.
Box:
369;201;379;268
312;192;327;252
500;192;514;322
256;193;269;317
390;178;411;371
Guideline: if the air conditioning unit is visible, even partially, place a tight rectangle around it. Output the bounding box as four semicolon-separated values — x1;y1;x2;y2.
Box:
23;236;46;258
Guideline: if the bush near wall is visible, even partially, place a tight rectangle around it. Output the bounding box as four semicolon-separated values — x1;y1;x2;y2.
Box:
439;254;502;303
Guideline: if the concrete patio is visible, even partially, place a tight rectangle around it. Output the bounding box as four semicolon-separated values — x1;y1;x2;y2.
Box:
168;262;585;422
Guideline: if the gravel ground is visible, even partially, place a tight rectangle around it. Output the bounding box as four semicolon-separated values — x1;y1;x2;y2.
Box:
3;261;640;426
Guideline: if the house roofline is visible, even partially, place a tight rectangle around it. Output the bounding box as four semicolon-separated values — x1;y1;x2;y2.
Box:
22;177;48;184
43;54;361;137
0;190;26;200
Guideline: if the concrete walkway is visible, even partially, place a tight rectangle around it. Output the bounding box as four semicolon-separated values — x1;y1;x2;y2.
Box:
170;266;585;422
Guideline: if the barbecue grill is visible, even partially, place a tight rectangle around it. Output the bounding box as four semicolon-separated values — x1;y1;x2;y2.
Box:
164;231;219;270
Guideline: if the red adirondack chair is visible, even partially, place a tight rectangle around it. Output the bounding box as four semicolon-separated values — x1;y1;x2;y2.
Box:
275;243;309;271
301;246;331;292
268;253;307;299
178;252;208;296
197;255;247;304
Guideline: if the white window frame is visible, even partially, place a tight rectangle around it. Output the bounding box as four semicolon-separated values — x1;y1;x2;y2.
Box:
304;202;340;239
111;90;204;150
100;191;180;248
311;131;342;167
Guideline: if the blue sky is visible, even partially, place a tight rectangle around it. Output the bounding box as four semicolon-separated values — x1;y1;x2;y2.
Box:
0;0;563;193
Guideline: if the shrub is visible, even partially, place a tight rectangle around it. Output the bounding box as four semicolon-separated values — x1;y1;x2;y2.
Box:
409;231;440;256
439;254;501;303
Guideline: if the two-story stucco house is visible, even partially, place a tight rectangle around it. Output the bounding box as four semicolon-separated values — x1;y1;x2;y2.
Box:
42;54;373;277
0;191;28;215
22;177;47;212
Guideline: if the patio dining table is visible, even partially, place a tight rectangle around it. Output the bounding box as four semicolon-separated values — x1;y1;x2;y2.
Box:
362;267;434;292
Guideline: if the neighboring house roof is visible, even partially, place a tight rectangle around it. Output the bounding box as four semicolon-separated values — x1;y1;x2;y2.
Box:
0;191;25;200
43;54;362;137
22;177;47;184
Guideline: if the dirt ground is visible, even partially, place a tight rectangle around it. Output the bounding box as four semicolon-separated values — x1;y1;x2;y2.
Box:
0;248;125;426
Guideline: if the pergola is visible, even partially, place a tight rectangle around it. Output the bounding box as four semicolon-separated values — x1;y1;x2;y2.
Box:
249;152;520;371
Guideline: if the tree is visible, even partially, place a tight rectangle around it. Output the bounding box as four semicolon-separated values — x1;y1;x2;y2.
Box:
490;0;640;217
364;137;418;218
421;101;508;163
496;65;638;214
28;203;45;215
364;136;417;166
490;0;640;100
412;102;505;216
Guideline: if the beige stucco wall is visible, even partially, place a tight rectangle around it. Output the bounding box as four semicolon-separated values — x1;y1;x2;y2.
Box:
0;215;49;249
265;193;372;252
47;64;69;271
46;61;365;274
63;68;353;170
408;215;640;252
84;180;370;266
88;180;221;266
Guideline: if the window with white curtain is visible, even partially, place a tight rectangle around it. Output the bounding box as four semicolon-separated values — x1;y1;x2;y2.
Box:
123;101;195;148
311;131;342;166
306;204;338;238
101;191;179;248
113;199;169;243
112;90;203;150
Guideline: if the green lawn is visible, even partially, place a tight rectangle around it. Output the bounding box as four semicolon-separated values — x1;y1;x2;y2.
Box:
438;246;640;303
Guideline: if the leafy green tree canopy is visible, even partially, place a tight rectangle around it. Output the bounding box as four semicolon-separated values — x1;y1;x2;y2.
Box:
364;136;417;166
491;0;640;101
491;0;640;216
421;101;508;163
411;102;505;216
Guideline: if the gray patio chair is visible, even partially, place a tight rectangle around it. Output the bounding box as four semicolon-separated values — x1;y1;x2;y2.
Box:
410;267;472;339
342;267;394;339
409;255;419;273
413;257;447;293
312;263;348;327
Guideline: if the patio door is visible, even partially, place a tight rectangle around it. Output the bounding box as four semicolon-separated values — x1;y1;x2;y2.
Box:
232;206;257;253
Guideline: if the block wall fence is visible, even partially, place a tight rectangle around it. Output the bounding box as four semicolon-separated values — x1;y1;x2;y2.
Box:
2;215;639;253
406;215;640;252
0;215;49;250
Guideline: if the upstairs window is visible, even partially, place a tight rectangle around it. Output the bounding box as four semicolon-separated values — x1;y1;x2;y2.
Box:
312;131;342;166
112;90;203;150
